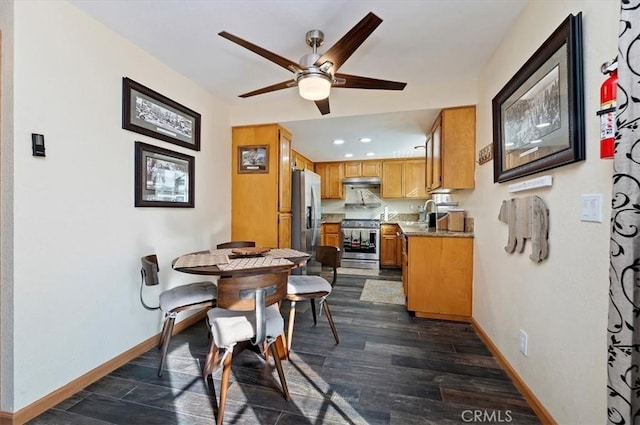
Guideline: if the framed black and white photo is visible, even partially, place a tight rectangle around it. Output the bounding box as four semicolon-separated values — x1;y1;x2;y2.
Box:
135;142;195;208
123;78;201;151
237;145;269;173
492;13;584;183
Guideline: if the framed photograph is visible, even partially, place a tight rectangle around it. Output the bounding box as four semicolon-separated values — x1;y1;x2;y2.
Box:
492;13;584;183
238;145;269;173
135;141;195;208
123;77;201;151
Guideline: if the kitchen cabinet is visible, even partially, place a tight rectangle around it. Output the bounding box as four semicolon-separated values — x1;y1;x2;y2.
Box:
315;162;344;199
279;131;292;213
232;124;292;248
426;106;476;191
344;160;382;178
344;162;362;178
380;224;401;267
401;233;408;296
321;222;341;248
381;161;404;198
278;213;292;248
292;149;314;171
404;160;427;198
382;160;427;198
405;235;473;321
362;161;382;177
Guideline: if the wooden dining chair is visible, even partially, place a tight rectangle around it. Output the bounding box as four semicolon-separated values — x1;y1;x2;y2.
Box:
285;246;341;353
140;254;217;377
203;270;290;425
216;241;256;249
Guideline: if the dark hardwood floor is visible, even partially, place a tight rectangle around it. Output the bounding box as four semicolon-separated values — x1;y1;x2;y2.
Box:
28;269;540;424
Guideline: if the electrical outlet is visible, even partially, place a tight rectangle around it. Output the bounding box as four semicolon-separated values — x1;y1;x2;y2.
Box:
519;330;528;356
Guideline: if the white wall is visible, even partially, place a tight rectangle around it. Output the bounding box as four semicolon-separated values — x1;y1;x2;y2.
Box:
460;1;619;423
2;1;231;411
0;0;16;411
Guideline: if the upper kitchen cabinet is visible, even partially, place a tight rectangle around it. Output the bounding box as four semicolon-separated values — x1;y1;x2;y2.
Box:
426;106;476;191
315;162;344;199
343;160;382;178
292;149;314;171
232;124;292;248
382;159;427;199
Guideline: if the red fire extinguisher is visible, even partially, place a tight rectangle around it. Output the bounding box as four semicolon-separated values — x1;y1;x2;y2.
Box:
598;59;618;159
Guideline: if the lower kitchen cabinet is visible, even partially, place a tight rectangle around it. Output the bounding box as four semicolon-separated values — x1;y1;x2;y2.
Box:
406;235;473;321
321;223;341;248
380;224;401;267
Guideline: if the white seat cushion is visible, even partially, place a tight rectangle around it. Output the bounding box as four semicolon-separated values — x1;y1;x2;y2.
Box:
207;304;284;348
159;281;217;313
287;275;332;295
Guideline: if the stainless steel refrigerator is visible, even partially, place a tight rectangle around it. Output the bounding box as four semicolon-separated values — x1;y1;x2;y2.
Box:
291;169;322;273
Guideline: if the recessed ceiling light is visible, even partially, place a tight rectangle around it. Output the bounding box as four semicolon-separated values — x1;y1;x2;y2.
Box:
414;145;426;149
359;137;372;143
366;152;375;156
333;139;345;145
344;153;353;158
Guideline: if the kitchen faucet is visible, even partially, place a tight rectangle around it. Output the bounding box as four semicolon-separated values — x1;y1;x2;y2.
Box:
423;199;438;230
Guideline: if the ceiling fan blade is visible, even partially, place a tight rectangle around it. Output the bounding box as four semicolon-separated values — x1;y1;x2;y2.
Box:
314;12;382;73
315;98;330;115
333;73;407;90
219;31;302;73
239;80;297;98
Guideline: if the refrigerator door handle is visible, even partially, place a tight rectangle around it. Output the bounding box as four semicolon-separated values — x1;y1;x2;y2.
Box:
310;184;318;247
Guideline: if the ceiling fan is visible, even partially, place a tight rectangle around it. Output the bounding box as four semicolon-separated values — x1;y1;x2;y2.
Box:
219;12;407;115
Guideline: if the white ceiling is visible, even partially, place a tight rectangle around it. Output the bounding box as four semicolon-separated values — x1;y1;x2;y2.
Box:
69;0;528;162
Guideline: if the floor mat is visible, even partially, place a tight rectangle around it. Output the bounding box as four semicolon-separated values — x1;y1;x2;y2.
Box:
337;267;379;276
359;279;405;305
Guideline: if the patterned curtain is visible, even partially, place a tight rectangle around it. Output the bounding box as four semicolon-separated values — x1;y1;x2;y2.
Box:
608;2;640;424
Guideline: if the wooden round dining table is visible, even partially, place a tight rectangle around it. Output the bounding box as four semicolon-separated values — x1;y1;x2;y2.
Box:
171;248;311;277
172;247;311;361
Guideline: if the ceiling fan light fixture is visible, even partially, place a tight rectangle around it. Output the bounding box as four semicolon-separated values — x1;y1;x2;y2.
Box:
297;74;331;101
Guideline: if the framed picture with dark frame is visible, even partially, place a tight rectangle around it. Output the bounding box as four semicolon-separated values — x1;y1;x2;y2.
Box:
492;13;584;183
135;141;195;208
237;145;269;173
123;77;201;151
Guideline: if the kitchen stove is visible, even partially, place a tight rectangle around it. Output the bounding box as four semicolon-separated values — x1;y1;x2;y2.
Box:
340;218;380;269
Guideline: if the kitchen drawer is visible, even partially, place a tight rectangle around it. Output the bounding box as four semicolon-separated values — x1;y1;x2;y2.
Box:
381;224;399;235
322;223;341;234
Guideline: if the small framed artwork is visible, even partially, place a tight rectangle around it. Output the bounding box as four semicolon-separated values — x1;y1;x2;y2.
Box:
237;145;269;173
492;13;584;183
123;77;201;151
135;141;195;208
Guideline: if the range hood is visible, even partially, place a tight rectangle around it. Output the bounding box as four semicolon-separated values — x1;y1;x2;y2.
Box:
342;177;381;186
343;177;382;208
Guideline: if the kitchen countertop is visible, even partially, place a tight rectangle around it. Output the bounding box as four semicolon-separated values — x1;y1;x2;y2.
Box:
397;221;474;238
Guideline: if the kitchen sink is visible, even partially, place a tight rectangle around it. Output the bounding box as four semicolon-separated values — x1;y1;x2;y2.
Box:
399;221;433;230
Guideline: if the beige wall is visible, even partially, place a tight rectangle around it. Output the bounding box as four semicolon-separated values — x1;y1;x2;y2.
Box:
1;1;231;411
461;1;619;423
0;0;620;421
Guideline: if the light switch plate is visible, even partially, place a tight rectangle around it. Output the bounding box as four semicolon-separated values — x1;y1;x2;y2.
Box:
581;194;603;222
